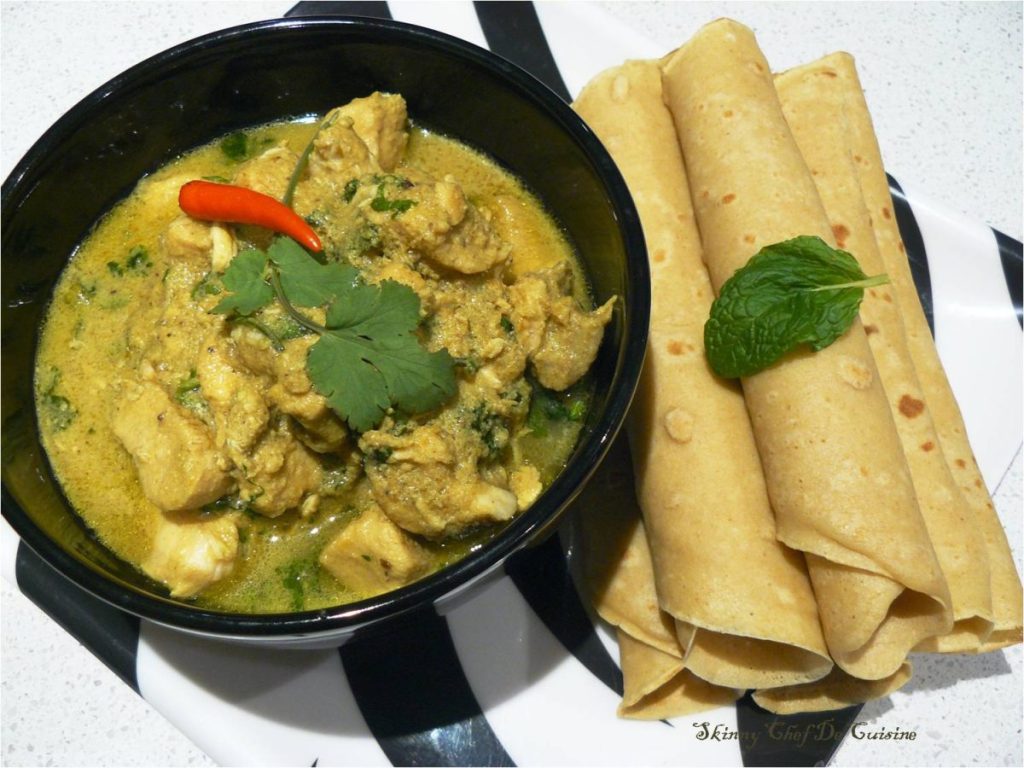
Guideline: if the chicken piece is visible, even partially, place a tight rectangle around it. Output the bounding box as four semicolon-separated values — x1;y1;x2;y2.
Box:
112;381;233;512
319;504;430;596
143;511;238;597
196;337;270;455
509;465;542;511
334;92;409;171
360;424;518;538
531;296;614;391
509;261;615;391
365;173;509;274
164;216;236;271
241;428;323;517
233;145;301;200
427;277;525;388
507;273;550;357
267;337;348;453
309;117;380;181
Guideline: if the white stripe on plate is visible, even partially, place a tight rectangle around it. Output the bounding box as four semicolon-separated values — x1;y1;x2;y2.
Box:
136;621;388;767
535;1;663;100
389;0;488;49
446;575;738;767
898;181;1024;490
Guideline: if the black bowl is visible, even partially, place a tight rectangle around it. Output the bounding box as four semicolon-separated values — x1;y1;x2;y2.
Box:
1;16;648;646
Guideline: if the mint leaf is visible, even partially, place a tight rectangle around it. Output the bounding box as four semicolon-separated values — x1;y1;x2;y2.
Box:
308;279;456;432
212;247;273;315
704;236;888;378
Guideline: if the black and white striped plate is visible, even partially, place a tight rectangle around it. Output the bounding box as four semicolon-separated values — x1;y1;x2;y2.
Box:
2;2;1020;766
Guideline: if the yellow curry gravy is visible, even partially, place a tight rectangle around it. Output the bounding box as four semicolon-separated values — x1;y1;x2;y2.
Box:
35;94;611;613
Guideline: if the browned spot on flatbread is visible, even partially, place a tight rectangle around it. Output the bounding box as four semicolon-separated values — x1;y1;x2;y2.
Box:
701;189;710;199
898;242;906;254
744;234;755;244
955;458;967;469
975;479;983;489
854;154;863;163
832;223;850;247
667;340;684;355
724;109;734;117
652;249;666;263
722;193;736;204
864;324;879;335
819;69;838;78
899;394;925;418
882;207;892;220
921;441;934;452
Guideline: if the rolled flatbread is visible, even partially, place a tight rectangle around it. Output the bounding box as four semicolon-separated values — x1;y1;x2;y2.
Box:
825;54;1023;653
775;54;994;652
618;630;740;719
576;434;737;718
661;19;952;680
574;59;832;690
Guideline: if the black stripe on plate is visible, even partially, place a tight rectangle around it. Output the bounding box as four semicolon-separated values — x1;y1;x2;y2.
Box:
992;228;1023;329
473;1;571;103
736;691;860;767
887;174;934;337
14;541;141;692
340;608;515;767
505;534;624;698
285;1;392;19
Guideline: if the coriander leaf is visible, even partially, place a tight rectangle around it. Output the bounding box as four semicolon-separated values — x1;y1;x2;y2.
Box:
220;131;249;161
269;237;359;307
126;246;151;273
307;334;394;432
325;278;421;340
212;247;273;315
307;278;456;432
704;235;889;378
369;178;416;217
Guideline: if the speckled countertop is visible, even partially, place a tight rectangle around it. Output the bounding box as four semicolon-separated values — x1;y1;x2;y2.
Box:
2;1;1021;766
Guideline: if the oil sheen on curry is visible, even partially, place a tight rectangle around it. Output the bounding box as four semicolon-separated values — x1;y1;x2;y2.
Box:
35;93;614;612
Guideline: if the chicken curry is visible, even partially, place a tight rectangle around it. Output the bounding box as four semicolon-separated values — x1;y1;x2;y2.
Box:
35;93;613;612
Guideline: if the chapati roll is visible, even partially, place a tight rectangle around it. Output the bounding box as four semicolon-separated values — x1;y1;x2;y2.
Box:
823;54;1023;653
661;19;952;679
619;630;740;719
577;435;737;718
774;54;995;652
574;59;832;690
579;444;685;658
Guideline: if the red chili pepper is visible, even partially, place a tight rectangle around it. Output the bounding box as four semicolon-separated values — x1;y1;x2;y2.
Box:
178;180;323;253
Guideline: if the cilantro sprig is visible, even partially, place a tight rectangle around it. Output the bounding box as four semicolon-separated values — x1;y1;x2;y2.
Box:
704;236;889;378
212;237;456;431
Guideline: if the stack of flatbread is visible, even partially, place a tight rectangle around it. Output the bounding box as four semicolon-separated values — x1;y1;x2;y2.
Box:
573;18;1022;717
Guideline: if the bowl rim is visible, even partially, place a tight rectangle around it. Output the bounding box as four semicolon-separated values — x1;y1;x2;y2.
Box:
1;14;650;638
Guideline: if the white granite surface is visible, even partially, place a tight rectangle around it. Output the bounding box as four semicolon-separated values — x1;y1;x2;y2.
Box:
2;1;1021;766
